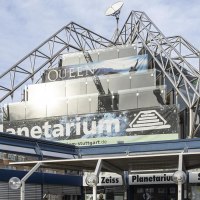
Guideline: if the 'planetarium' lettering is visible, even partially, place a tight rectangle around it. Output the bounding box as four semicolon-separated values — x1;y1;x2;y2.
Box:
130;174;174;185
5;118;120;139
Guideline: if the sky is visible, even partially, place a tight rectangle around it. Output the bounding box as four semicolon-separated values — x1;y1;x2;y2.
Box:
0;0;200;73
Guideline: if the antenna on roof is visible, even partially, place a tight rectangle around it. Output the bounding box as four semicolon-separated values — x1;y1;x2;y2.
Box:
105;1;124;43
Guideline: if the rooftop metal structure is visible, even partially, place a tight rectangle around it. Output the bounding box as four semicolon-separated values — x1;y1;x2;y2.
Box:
0;11;200;138
10;146;200;200
0;22;114;103
0;132;78;159
1;129;200;164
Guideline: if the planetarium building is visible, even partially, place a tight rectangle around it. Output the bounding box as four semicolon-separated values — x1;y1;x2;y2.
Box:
0;3;200;200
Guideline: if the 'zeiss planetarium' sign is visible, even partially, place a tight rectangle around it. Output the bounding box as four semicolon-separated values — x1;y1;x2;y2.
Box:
43;55;148;82
2;105;178;146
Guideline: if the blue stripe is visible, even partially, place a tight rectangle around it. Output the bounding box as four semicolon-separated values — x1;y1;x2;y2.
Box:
0;169;82;186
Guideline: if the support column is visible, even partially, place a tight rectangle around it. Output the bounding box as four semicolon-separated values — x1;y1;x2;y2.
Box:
20;182;25;200
178;154;183;200
93;186;97;200
175;92;178;109
189;107;193;138
92;159;102;200
122;171;128;200
177;183;182;200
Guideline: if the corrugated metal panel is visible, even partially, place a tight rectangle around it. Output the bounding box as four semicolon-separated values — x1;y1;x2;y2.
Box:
44;184;81;195
0;182;81;200
0;181;42;200
0;181;20;200
24;184;42;200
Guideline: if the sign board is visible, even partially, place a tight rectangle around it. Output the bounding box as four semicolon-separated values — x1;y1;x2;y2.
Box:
189;172;200;183
82;172;200;186
83;173;122;186
2;105;178;146
129;173;174;185
43;55;148;82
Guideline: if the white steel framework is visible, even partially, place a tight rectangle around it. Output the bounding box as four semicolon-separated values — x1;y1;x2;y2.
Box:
0;11;200;138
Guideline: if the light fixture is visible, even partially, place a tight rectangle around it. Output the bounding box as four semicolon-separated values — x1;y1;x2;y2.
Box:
9;177;21;190
172;171;186;184
85;174;98;187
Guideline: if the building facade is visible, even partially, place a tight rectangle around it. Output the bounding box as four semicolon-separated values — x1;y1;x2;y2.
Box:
0;10;200;200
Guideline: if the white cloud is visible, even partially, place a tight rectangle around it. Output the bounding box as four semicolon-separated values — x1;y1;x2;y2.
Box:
0;0;199;73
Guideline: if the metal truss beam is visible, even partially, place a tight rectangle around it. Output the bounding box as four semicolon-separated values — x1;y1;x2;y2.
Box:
116;11;200;137
1;11;200;137
167;36;200;73
116;11;200;108
0;22;114;103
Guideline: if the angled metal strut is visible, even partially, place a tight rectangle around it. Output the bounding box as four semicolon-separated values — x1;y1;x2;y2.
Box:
115;11;200;137
0;22;114;103
115;11;200;107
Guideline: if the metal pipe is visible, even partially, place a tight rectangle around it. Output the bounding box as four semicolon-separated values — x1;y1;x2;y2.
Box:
93;186;97;200
20;182;25;200
189;108;193;138
178;154;183;200
20;162;42;200
178;183;182;200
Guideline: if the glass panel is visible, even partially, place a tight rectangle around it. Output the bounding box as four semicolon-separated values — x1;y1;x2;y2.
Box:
131;71;155;89
67;97;78;115
86;77;108;94
25;102;46;119
66;79;86;96
138;89;161;108
79;54;87;65
118;92;137;110
9;102;26;121
46;99;68;117
87;51;99;63
86;78;97;94
108;74;131;92
45;81;66;99
77;96;90;114
98;49;118;61
89;94;98;113
62;52;82;66
28;83;46;102
118;45;137;58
